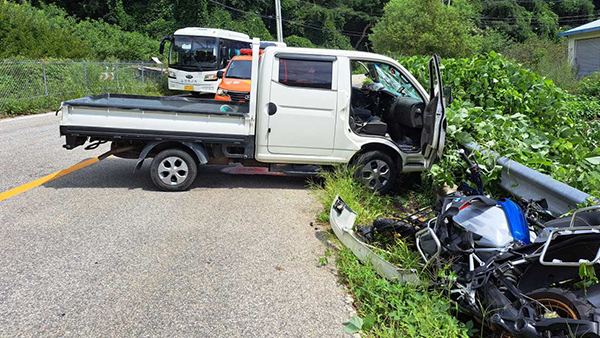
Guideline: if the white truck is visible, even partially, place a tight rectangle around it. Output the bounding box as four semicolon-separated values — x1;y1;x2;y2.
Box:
60;39;447;193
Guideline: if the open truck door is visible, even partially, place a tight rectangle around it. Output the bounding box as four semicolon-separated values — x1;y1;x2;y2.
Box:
420;55;446;169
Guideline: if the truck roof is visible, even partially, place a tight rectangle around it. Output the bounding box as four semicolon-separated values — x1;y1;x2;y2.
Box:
173;27;251;41
263;46;401;66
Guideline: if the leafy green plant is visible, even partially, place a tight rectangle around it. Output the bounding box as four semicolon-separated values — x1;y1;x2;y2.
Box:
578;73;600;100
576;263;599;292
343;314;376;334
399;51;600;198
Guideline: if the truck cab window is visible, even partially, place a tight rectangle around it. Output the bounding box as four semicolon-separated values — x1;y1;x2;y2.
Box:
350;60;425;151
278;59;333;90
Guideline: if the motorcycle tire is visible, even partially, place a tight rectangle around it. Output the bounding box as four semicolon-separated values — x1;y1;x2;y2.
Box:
491;287;595;338
527;287;594;321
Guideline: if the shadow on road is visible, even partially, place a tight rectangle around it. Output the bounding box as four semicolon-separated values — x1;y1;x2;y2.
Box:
43;158;310;191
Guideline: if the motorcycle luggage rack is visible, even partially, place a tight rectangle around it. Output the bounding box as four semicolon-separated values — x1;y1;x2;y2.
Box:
539;205;600;266
415;218;441;263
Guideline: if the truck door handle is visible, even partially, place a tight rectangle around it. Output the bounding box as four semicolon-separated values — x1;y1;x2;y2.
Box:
268;103;277;116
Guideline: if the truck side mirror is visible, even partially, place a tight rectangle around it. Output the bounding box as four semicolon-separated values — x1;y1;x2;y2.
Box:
443;86;453;105
217;71;224;79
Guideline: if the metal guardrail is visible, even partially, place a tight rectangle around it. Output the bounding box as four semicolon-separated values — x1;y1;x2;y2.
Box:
463;142;595;215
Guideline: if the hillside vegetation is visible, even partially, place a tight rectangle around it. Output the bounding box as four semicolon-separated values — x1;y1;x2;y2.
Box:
0;2;157;61
401;52;600;198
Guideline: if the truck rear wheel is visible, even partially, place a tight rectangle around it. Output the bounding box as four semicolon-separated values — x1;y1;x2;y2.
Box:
353;150;397;193
150;149;198;191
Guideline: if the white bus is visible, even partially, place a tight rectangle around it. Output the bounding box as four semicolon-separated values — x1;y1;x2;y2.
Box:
159;28;252;94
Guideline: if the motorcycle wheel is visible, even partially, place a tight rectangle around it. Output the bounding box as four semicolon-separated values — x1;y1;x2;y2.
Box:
496;287;595;338
527;287;594;321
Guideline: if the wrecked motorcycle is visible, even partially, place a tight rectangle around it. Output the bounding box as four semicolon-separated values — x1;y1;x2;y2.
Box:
363;150;600;337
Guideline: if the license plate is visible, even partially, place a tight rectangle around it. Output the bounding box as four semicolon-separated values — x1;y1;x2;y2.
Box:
184;85;194;91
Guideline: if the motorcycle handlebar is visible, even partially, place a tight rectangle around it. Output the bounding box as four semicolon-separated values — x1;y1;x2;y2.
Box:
458;149;476;170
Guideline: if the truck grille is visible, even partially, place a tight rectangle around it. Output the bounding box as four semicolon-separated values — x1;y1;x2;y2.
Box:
227;91;249;102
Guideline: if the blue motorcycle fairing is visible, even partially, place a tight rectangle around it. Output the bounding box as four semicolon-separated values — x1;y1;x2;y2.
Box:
498;198;531;244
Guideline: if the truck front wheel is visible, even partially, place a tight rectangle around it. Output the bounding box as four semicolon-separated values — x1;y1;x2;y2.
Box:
150;149;198;191
353;150;397;193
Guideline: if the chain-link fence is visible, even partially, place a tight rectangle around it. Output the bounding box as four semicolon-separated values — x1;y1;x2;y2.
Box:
0;61;166;114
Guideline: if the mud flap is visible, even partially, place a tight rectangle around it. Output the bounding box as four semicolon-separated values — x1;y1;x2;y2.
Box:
330;195;420;284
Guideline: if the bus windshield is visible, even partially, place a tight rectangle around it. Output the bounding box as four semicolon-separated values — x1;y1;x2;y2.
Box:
170;36;218;71
225;60;252;79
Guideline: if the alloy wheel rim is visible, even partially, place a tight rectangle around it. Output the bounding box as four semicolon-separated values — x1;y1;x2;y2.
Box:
158;156;189;186
360;159;390;190
533;298;579;319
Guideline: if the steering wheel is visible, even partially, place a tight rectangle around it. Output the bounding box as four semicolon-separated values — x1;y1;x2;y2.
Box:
397;85;408;96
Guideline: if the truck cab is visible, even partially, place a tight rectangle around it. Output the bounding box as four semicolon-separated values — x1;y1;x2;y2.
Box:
60;39;446;193
214;54;253;102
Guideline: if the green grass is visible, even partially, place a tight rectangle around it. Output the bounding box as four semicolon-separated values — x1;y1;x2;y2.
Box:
311;167;396;225
311;168;471;337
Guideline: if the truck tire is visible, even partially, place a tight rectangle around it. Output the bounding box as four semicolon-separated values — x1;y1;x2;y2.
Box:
150;149;198;191
353;150;397;193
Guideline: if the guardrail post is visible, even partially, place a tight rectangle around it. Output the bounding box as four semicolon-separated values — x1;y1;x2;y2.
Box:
42;62;48;97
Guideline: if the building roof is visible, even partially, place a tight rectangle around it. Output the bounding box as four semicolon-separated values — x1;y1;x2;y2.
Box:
558;19;600;37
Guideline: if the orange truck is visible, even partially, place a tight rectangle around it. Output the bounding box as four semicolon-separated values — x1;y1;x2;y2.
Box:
215;42;288;102
215;54;253;102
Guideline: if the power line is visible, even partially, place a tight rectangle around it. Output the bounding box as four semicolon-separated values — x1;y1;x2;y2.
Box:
206;0;368;37
208;0;598;39
480;13;600;24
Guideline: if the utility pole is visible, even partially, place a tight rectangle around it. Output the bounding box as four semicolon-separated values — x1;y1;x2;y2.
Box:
275;0;283;42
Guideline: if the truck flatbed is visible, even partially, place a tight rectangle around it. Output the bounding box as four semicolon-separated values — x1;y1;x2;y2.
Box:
60;94;253;146
63;94;249;116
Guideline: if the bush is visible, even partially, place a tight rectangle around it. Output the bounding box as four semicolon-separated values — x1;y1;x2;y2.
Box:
578;73;600;100
399;52;600;198
0;2;158;61
284;35;316;48
370;0;480;58
501;37;578;92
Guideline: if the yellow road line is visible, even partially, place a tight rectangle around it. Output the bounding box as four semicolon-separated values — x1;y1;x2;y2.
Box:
0;157;100;203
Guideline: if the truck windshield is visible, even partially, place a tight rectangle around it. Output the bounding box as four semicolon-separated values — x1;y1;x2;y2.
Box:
373;64;422;100
225;60;252;79
170;36;218;71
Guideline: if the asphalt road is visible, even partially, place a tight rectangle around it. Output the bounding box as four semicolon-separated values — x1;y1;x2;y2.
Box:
0;113;353;337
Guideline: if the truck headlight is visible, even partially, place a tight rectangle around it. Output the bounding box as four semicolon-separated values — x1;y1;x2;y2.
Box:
168;71;176;79
216;88;226;96
205;74;218;81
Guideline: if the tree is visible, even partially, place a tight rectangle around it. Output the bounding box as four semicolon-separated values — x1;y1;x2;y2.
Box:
370;0;479;57
284;35;315;47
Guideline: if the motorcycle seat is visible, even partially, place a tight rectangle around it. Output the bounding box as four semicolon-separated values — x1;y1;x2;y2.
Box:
544;211;600;228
